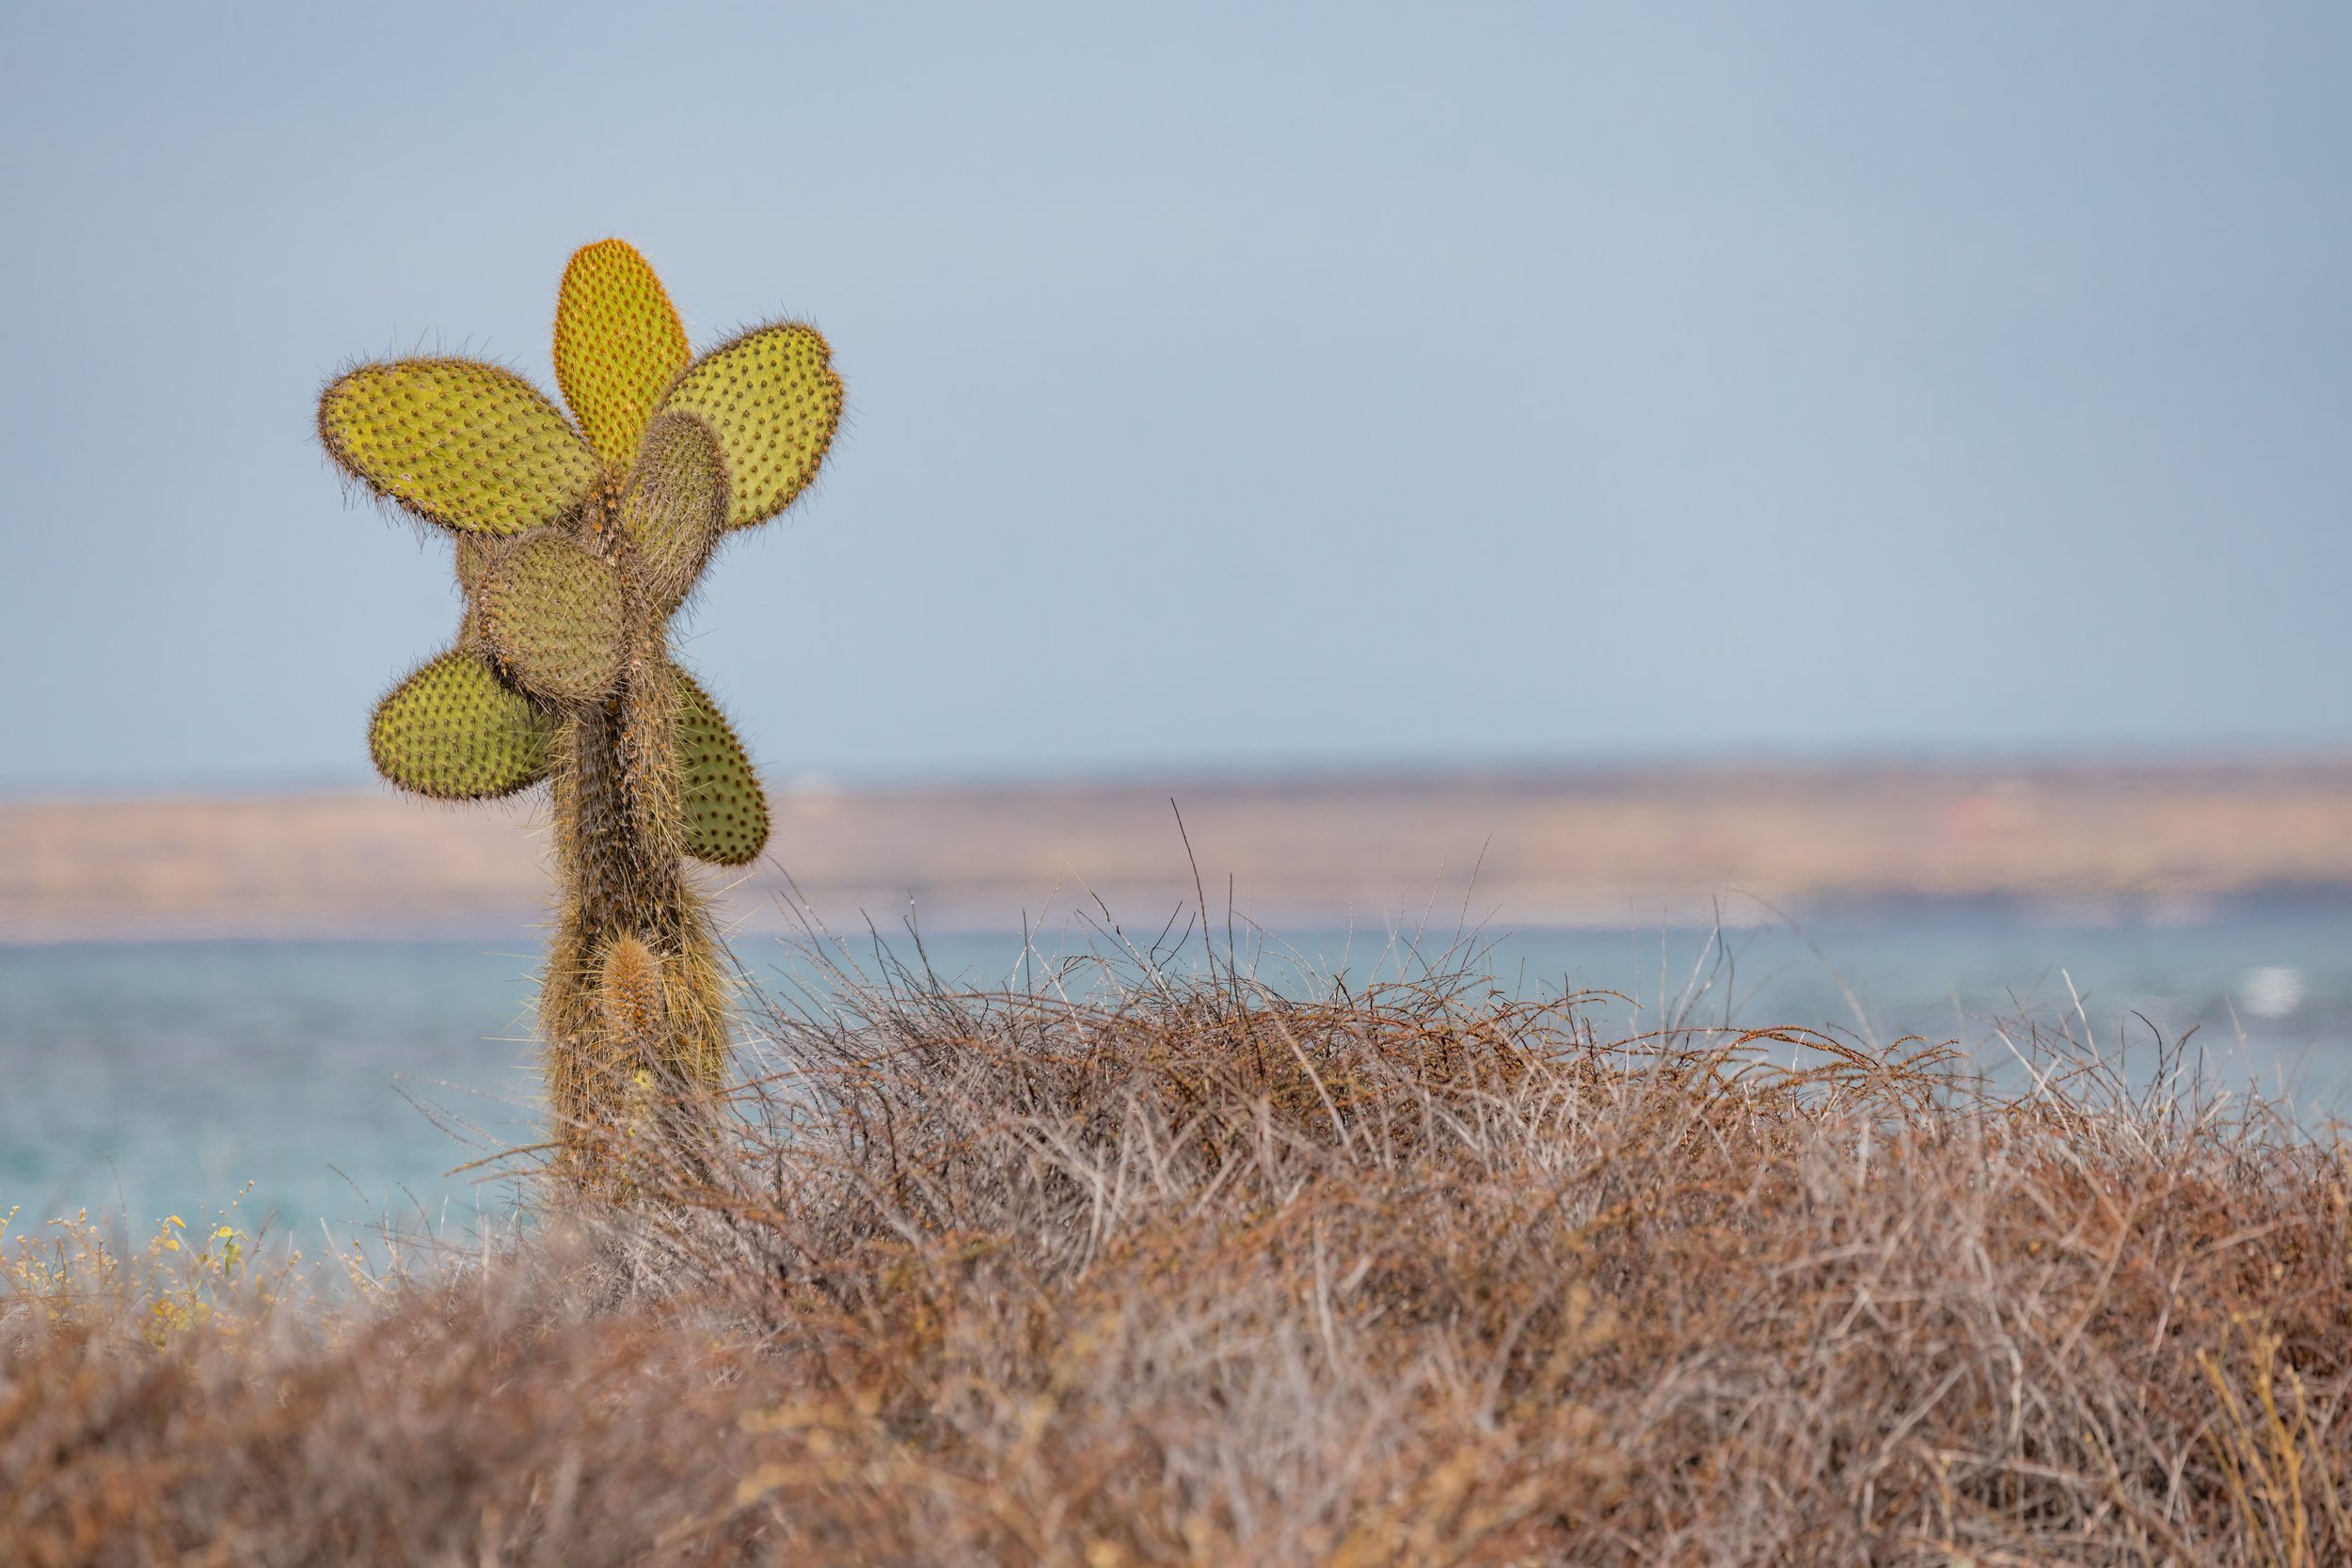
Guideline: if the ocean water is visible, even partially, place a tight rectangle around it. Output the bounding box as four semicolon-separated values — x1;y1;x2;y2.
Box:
6;910;2350;1246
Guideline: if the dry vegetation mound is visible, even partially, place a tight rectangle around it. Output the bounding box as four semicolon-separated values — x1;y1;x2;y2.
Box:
6;945;2350;1565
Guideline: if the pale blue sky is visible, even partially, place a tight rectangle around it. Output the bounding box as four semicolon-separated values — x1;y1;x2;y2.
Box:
3;3;2348;790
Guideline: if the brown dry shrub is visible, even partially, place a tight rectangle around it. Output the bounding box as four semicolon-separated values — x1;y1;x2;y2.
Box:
5;946;2350;1565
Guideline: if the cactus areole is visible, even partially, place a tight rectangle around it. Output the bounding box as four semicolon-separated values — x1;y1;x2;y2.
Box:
320;241;843;1181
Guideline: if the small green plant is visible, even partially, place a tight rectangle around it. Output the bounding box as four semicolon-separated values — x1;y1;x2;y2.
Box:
3;1188;284;1343
320;241;844;1181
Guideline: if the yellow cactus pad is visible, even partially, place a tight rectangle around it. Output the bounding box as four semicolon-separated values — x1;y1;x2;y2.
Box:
675;669;770;865
555;240;691;469
658;323;843;530
319;359;600;536
478;532;628;703
622;411;729;611
369;649;552;799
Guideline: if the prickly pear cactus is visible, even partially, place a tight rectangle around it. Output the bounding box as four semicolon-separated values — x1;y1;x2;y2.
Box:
320;239;843;1182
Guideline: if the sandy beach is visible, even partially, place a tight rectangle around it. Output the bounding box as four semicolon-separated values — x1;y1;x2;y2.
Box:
8;755;2352;942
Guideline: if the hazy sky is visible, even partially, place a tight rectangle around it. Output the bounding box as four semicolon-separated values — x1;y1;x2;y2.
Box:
4;3;2348;790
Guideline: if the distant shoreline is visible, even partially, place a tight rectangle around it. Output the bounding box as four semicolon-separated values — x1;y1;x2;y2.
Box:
8;756;2352;942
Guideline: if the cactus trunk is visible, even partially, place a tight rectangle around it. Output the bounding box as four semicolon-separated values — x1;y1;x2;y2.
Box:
543;666;730;1183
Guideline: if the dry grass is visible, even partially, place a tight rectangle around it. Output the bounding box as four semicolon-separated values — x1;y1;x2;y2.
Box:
6;931;2351;1565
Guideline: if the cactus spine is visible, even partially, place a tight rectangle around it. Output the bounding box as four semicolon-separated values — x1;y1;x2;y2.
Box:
321;240;842;1184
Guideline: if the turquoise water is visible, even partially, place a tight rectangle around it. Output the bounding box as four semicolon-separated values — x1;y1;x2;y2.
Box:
6;911;2351;1244
0;942;547;1252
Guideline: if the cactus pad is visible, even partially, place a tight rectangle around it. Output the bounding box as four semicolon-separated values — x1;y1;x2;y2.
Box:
555;240;691;469
622;411;729;610
369;649;552;799
319;359;600;536
675;670;770;865
659;324;843;530
478;532;628;702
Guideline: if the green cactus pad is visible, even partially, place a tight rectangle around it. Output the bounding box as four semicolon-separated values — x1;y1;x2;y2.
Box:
555;240;691;469
622;411;729;610
658;323;843;530
478;531;628;702
675;669;770;865
319;359;601;536
369;649;552;799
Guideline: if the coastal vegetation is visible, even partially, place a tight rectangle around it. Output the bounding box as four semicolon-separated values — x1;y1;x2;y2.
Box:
5;942;2347;1564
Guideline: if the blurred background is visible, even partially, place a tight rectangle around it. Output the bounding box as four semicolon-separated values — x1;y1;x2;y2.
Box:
5;3;2350;1236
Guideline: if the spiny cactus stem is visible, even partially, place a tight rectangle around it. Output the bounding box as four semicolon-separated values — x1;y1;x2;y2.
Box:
559;701;677;929
542;639;729;1185
619;625;684;865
